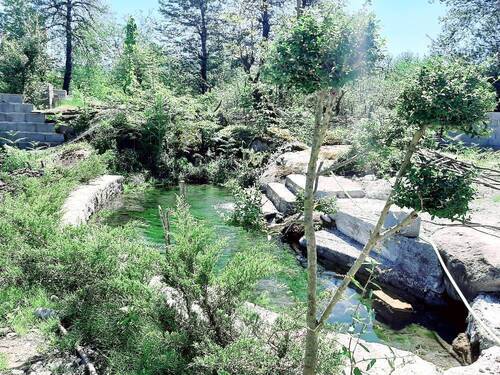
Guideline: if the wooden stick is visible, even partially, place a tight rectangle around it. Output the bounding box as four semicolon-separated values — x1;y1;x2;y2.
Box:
58;323;98;375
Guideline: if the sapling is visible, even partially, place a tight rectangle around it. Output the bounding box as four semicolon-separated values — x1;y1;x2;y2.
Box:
316;58;494;373
265;7;382;374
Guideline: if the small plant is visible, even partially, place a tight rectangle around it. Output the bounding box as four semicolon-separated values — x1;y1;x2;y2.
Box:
226;182;265;231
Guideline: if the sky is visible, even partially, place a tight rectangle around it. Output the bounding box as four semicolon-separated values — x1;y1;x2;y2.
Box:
108;0;448;57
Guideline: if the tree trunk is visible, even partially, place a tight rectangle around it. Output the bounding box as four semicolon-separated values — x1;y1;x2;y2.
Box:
199;4;209;94
315;125;427;331
296;0;302;18
261;0;270;39
303;91;335;375
63;0;73;93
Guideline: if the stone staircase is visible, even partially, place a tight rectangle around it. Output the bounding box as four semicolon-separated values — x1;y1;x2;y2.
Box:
261;174;446;305
0;93;64;149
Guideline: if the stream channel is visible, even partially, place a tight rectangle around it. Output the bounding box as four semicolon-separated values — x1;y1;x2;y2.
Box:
104;184;464;369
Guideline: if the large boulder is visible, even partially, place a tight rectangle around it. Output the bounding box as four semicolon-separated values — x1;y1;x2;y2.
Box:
300;229;445;305
431;227;500;301
259;145;351;187
467;293;500;351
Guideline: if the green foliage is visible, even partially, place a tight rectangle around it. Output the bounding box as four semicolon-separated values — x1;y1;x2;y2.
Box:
227;183;265;230
265;9;382;94
397;58;495;134
393;160;477;220
0;0;49;103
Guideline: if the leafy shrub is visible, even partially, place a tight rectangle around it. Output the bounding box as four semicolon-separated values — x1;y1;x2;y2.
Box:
227;183;264;230
393;161;477;220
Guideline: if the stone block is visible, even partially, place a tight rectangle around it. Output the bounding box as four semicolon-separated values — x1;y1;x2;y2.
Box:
265;182;296;215
330;198;421;243
285;174;365;199
467;293;500;351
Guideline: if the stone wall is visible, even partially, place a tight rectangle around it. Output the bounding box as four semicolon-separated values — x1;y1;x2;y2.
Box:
60;175;124;227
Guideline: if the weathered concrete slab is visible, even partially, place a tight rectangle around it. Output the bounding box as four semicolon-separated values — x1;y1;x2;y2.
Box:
265;182;296;215
259;145;351;187
285;174;365;199
0;112;45;123
0;131;63;143
432;227;500;300
300;229;366;269
0;122;54;133
466;293;500;351
61;175;124;227
0;102;34;113
261;194;279;219
330;198;421;242
0;93;23;104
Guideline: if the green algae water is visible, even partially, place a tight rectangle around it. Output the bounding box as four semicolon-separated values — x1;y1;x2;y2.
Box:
105;184;461;369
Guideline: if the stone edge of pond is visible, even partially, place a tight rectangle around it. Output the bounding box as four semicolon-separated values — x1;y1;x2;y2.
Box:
60;175;124;227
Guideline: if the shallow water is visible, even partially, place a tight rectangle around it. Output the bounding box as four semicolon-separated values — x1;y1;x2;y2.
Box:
104;184;461;369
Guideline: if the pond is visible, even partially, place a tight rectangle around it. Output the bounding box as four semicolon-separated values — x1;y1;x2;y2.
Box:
104;184;462;369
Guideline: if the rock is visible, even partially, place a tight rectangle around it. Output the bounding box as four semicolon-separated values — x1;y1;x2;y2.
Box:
259;145;351;187
60;175;124;227
261;195;279;220
265;182;296;215
285;174;365;199
431;227;500;301
452;332;472;364
300;228;444;304
331;198;421;241
467;293;500;351
250;138;271;152
364;179;392;200
444;346;500;375
34;307;57;320
372;290;414;329
299;229;366;270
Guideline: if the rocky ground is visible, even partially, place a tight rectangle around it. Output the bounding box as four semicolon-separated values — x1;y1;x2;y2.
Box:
0;329;86;375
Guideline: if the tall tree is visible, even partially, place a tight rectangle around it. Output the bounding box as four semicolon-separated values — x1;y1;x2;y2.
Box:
34;0;104;93
434;0;500;110
0;0;49;100
159;0;225;94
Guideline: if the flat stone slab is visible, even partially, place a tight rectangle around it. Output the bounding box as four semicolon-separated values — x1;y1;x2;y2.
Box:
261;194;279;219
61;175;124;227
285;174;365;199
432;227;500;300
467;293;500;351
259;145;351;187
300;229;366;270
265;182;296;215
330;198;421;242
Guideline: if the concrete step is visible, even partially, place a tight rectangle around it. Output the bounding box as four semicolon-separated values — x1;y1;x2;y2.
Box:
0;112;45;123
329;198;421;245
8;141;63;149
299;229;367;271
285;174;365;199
0;102;34;113
0;131;64;143
261;194;279;220
0;122;55;133
265;182;296;215
0;93;23;104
